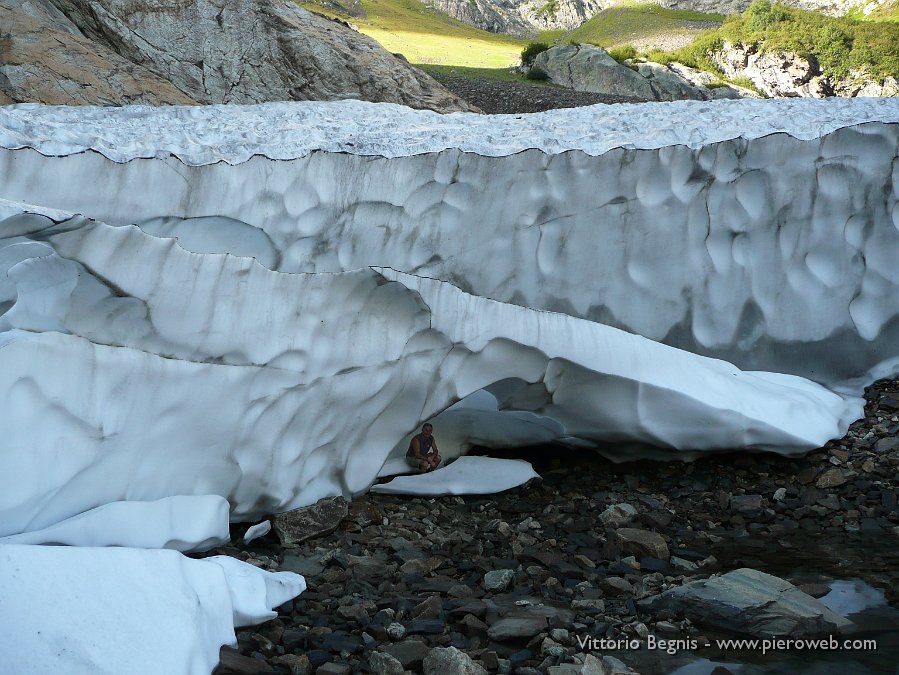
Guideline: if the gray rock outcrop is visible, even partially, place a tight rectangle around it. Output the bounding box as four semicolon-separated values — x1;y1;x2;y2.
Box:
660;0;890;18
531;44;753;100
43;0;474;111
426;0;603;35
643;568;854;637
714;41;898;98
2;0;474;111
0;6;198;105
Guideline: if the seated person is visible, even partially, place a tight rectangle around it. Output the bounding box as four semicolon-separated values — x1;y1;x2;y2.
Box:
406;423;441;473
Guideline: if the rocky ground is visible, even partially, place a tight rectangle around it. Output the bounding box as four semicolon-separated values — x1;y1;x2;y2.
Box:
422;71;647;114
207;377;899;675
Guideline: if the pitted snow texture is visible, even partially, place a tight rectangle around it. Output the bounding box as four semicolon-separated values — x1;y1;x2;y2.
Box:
0;206;860;534
1;98;898;163
2;102;897;384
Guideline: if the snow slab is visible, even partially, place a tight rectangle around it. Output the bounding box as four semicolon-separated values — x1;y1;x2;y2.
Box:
0;98;897;163
0;495;230;551
0;205;863;534
0;544;305;675
243;520;272;544
371;456;540;496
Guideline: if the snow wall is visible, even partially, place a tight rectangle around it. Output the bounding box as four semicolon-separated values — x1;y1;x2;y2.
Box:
1;99;898;538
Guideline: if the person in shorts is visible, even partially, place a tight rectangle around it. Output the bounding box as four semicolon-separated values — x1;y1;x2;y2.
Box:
406;423;441;473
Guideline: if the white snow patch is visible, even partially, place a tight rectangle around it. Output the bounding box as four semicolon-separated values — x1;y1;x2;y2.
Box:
371;456;540;496
820;579;888;616
0;496;230;551
243;520;272;544
0;544;304;675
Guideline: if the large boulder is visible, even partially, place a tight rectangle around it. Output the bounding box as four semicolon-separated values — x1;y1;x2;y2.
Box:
532;45;753;101
0;6;197;105
643;568;853;637
40;0;474;111
532;44;657;100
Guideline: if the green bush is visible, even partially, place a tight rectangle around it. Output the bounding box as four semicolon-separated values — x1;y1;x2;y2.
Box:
608;45;638;62
648;1;899;83
521;42;551;66
526;65;550;80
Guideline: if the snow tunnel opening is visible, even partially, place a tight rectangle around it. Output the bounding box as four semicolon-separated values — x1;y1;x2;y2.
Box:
376;377;615;481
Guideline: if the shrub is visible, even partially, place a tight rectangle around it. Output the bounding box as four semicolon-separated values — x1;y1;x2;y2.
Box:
608;45;637;62
745;0;789;31
521;42;551;66
526;65;550;80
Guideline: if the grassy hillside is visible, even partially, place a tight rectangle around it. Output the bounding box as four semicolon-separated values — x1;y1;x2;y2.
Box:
299;0;524;67
854;0;899;22
299;0;728;69
556;3;725;48
658;0;899;80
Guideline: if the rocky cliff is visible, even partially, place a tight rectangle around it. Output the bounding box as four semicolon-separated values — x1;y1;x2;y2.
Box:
714;41;899;98
1;0;474;111
425;0;603;35
0;6;198;105
659;0;888;17
432;0;891;36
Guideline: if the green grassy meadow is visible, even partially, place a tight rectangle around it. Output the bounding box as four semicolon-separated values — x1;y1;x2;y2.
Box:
552;3;725;47
299;0;898;82
300;0;525;67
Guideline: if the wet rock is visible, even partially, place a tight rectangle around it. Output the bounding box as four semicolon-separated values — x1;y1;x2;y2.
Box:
615;528;669;560
382;639;431;669
487;615;548;641
875;437;899;453
400;557;445;576
315;663;350;675
423;646;488;675
386;622;406;640
412;595;443;620
406;618;445;635
644;568;853;637
599;503;638;528
273;497;348;546
271;654;312;675
816;468;847;489
484;569;515;592
368;650;404;675
217;647;272;674
730;495;764;515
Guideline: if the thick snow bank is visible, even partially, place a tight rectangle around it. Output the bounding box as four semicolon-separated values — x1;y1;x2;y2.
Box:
1;98;897;161
2;101;896;384
0;544;304;675
0;204;860;534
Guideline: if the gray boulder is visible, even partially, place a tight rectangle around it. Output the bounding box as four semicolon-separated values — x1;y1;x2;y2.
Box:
532;45;754;102
532;44;657;100
615;527;669;559
643;568;853;637
599;503;638;528
44;0;475;111
423;646;487;675
272;496;348;546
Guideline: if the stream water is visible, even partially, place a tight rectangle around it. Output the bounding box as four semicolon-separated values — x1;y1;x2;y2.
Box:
626;532;899;674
